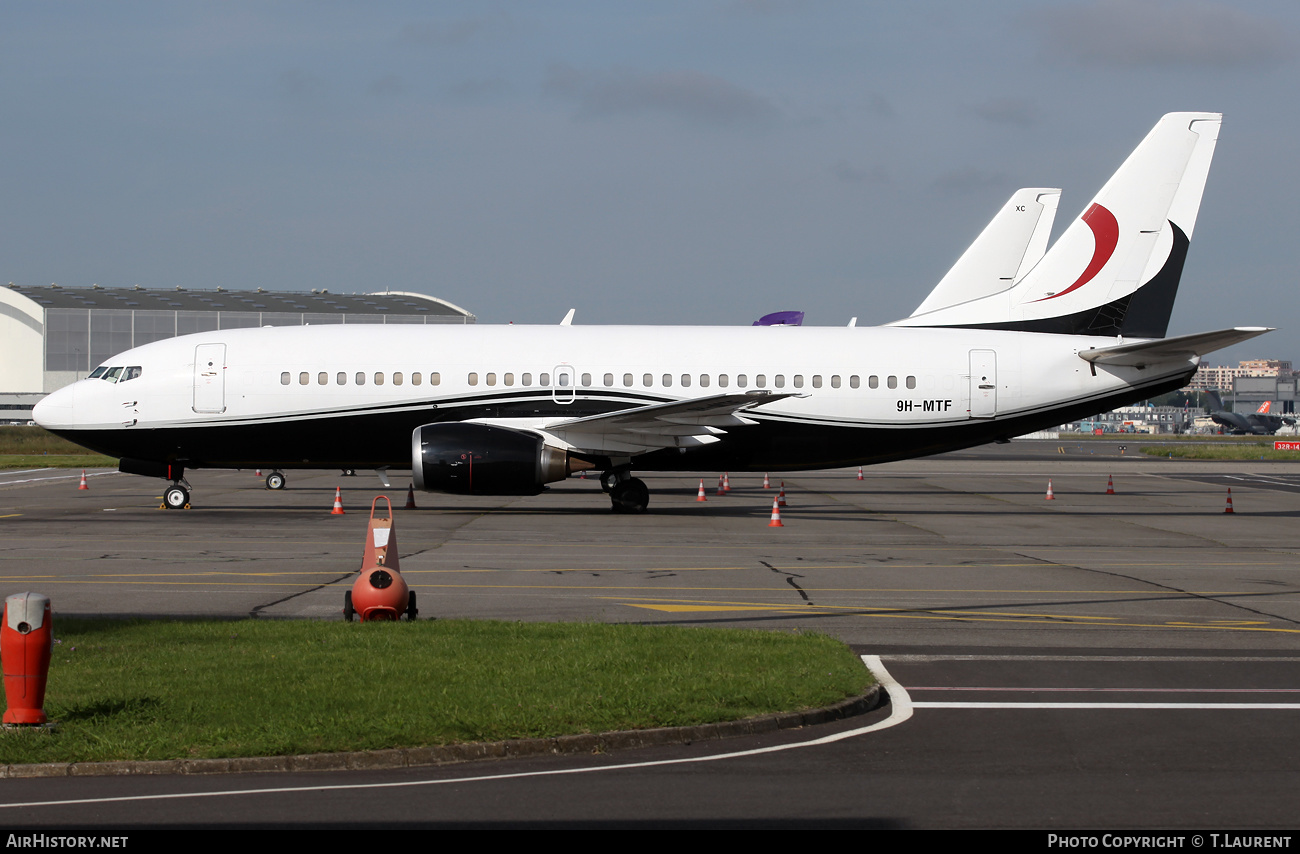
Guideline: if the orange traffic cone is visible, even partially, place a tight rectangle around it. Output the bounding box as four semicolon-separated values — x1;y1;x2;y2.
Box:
1106;475;1115;495
716;475;726;496
857;466;864;481
331;487;345;515
778;482;787;507
255;468;262;477
77;470;88;491
768;496;784;527
696;480;707;502
405;484;417;509
1224;488;1234;514
763;472;770;489
723;472;731;493
1045;479;1055;500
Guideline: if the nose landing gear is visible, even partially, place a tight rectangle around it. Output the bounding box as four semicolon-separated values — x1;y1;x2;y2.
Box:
162;481;191;510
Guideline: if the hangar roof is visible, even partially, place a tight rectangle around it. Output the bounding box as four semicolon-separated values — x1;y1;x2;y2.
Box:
3;284;474;319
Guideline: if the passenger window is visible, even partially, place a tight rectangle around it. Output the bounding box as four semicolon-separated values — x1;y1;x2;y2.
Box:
89;367;107;379
737;374;747;388
681;374;691;387
869;375;879;389
468;372;478;386
337;372;347;385
755;374;766;388
430;372;440;386
393;372;404;386
540;373;550;385
299;372;309;385
411;373;421;386
580;373;590;387
281;372;291;385
486;373;497;386
520;373;529;386
887;375;897;389
318;372;328;385
643;373;653;387
775;375;785;388
507;373;517;386
850;375;860;389
830;375;840;389
812;375;822;388
662;374;672;387
356;372;366;386
604;373;614;387
793;375;804;388
122;366;142;382
906;375;916;389
700;374;710;388
623;373;633;387
558;373;570;387
718;374;728;388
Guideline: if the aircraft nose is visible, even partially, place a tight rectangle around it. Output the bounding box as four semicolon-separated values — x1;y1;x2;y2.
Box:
33;384;75;429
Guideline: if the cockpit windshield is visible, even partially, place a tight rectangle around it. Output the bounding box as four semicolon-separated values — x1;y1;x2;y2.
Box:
102;367;123;383
88;367;107;379
121;366;142;382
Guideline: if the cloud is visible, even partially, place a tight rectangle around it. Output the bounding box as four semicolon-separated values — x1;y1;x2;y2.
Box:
830;161;887;185
278;68;328;100
1025;0;1294;69
545;63;780;129
367;74;405;97
932;167;1011;196
397;15;511;48
972;97;1037;127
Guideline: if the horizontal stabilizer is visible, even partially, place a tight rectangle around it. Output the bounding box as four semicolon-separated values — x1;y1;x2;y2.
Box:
1078;327;1272;368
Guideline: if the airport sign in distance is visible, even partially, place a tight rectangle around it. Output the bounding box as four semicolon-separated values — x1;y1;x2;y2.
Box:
1274;441;1300;450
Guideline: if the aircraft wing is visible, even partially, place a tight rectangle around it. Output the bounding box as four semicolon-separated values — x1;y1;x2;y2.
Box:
1078;327;1272;368
541;391;799;454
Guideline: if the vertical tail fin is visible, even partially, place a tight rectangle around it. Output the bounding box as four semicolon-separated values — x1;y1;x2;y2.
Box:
894;112;1221;337
909;188;1061;317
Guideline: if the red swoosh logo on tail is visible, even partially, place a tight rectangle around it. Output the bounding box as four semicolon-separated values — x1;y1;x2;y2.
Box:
1032;203;1118;303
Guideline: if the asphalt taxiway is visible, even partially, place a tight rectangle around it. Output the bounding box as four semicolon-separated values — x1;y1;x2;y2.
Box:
0;440;1295;827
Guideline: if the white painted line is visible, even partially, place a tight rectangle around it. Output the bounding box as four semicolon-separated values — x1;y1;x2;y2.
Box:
0;471;118;486
0;655;913;811
913;701;1300;709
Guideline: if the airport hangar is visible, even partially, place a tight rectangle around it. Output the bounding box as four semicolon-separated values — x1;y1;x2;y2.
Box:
0;283;476;423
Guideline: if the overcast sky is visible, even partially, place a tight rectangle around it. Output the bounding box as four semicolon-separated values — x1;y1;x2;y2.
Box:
2;1;1297;365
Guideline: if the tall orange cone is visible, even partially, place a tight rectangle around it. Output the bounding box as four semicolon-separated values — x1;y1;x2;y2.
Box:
405;484;417;509
857;466;864;481
696;480;707;502
1106;475;1115;495
778;482;787;507
763;472;770;489
716;475;726;496
77;470;88;491
723;472;731;493
1045;479;1055;500
1224;488;1234;514
331;487;346;515
768;496;784;527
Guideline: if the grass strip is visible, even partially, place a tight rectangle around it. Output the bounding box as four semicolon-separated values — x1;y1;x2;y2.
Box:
0;426;99;455
0;454;118;469
1140;444;1300;461
0;619;872;764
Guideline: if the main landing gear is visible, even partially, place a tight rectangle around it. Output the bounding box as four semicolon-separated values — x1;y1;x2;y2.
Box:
265;471;287;490
603;469;649;514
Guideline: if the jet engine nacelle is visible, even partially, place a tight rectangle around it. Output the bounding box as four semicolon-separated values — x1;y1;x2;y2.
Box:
411;422;570;495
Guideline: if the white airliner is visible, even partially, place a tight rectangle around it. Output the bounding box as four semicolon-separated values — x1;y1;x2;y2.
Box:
35;112;1268;513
